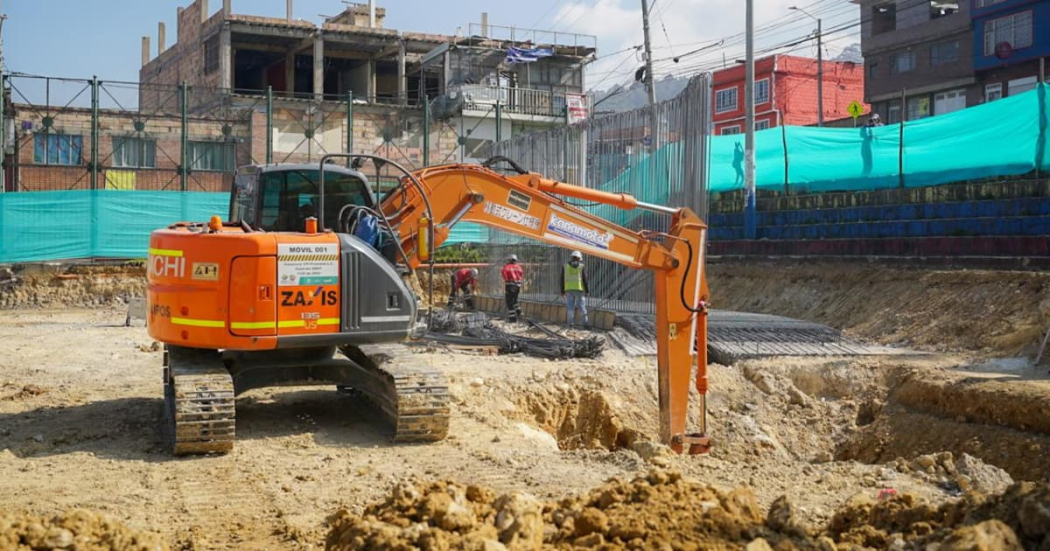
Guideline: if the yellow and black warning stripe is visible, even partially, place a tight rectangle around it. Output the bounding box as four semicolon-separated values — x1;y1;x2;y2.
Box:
278;254;339;262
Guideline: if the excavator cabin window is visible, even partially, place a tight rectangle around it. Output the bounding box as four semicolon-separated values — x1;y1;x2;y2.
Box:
232;168;375;232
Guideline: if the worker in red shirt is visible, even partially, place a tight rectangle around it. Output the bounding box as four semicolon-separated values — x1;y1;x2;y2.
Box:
501;254;524;322
448;267;478;310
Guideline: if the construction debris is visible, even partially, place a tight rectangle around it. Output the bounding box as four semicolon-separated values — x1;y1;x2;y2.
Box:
426;310;604;360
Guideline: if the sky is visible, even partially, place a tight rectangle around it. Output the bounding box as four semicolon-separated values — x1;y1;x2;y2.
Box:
3;0;860;102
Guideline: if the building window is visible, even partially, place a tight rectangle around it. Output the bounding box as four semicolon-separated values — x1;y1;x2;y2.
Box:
887;100;902;124
986;83;1003;102
721;125;741;135
868;61;879;79
755;120;770;131
872;4;896;35
755;79;770;104
929;1;958;19
112;137;156;168
716;87;738;113
907;96;931;121
891;51;916;74
984;11;1033;56
189;141;236;171
204;35;220;75
33;133;83;165
930;41;959;66
1008;76;1038;96
976;0;1007;7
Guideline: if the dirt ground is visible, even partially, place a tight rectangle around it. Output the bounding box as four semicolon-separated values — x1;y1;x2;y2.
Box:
1;263;1049;549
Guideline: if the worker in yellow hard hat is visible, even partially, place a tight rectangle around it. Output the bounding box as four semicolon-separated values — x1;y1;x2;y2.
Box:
560;251;589;328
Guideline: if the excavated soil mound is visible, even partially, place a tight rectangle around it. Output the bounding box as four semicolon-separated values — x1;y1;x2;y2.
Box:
0;509;167;550
709;260;1050;355
827;480;1050;550
0;265;144;309
326;470;1050;551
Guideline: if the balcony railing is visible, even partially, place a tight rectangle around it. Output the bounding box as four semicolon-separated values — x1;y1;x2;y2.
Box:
458;85;568;118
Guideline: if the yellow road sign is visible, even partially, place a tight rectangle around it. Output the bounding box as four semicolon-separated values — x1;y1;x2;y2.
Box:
848;100;864;119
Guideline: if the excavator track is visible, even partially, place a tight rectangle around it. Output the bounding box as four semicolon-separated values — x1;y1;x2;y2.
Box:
341;343;450;442
164;346;236;455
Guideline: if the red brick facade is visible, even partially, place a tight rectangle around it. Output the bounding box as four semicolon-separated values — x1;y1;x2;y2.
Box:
711;55;867;135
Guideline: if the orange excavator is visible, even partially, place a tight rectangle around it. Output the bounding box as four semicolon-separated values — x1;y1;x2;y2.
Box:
147;155;710;455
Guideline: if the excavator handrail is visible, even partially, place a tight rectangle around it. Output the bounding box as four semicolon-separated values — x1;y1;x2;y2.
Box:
318;154;437;321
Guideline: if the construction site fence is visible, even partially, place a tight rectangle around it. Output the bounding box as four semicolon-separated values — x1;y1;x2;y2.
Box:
476;74;713;315
0;74;481;262
711;83;1049;194
1;74;468;193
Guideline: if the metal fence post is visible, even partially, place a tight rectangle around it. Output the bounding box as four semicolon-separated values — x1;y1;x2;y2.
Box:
180;81;188;191
266;86;273;164
781;123;789;196
90;76;99;190
0;74;5;193
346;91;354;157
495;100;501;143
422;95;430;167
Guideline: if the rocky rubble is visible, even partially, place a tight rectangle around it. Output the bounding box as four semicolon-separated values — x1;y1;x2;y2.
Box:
327;470;1050;551
0;509;167;550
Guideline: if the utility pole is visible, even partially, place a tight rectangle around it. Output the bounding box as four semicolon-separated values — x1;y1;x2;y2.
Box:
744;0;756;239
640;0;658;153
791;6;823;126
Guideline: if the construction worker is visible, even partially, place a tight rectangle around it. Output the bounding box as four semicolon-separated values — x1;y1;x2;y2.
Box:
560;251;589;328
449;267;479;310
501;254;524;322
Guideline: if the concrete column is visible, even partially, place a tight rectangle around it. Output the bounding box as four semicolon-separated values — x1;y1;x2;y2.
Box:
219;25;232;91
286;0;293;21
313;35;324;102
368;0;375;27
158;22;166;55
481;12;488;37
200;0;209;22
285;53;295;97
368;59;376;101
142;36;150;67
397;39;406;105
177;7;184;41
223;0;231;16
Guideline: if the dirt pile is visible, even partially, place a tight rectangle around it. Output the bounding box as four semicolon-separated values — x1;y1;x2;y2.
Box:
827;480;1050;550
325;470;809;550
327;470;1050;551
0;509;167;550
0;265;144;309
708;260;1050;355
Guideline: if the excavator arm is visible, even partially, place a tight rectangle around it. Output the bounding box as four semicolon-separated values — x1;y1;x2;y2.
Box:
380;161;711;454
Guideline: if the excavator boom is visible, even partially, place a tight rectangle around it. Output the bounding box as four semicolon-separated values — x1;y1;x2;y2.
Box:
385;161;711;453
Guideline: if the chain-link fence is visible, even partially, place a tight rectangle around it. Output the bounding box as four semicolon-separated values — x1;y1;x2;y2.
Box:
476;74;713;314
1;74;459;194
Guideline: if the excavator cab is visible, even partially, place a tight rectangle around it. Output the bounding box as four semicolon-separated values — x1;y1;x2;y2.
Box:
229;164;376;233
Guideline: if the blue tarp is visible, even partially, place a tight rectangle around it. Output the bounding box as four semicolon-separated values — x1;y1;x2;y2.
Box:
0;191;484;263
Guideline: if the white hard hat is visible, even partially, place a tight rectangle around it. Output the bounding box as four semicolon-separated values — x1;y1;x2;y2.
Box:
469;268;478;277
508;254;518;262
570;251;583;260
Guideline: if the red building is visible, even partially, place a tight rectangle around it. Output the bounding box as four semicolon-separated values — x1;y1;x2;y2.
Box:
711;54;866;135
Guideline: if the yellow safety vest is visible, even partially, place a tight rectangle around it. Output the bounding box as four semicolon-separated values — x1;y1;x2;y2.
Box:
564;263;584;292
